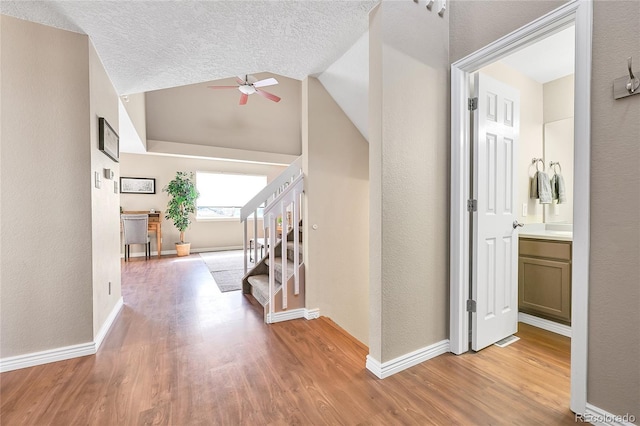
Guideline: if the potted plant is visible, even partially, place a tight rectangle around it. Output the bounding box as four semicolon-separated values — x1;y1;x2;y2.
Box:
163;171;199;256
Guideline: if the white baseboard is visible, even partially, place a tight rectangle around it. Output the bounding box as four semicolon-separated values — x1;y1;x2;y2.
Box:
123;245;244;258
518;312;572;338
0;342;95;373
190;246;244;254
95;297;124;350
267;308;320;323
580;403;638;425
267;308;306;323
304;308;320;320
366;339;450;379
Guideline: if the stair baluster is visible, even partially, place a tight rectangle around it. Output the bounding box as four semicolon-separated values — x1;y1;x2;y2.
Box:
293;188;300;295
281;199;288;310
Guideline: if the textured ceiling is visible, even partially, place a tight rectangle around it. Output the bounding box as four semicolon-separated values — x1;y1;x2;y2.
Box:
2;0;378;95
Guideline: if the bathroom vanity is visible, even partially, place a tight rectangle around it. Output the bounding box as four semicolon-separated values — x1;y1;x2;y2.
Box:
518;225;572;325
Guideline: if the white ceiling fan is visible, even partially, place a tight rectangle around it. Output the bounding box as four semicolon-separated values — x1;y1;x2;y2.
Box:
207;74;281;105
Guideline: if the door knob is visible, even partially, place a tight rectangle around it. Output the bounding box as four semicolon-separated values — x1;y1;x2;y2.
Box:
513;220;525;229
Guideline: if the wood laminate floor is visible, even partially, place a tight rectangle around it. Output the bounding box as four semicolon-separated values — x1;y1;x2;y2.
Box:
1;254;574;425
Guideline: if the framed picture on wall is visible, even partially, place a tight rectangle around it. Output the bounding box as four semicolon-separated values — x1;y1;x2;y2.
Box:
98;117;119;162
120;177;156;194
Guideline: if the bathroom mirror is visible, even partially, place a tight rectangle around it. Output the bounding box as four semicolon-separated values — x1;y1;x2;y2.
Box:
543;117;574;224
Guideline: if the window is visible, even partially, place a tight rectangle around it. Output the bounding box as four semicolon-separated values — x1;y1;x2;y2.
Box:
196;172;267;219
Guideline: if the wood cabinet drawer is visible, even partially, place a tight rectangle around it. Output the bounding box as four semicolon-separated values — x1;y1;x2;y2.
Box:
519;238;571;261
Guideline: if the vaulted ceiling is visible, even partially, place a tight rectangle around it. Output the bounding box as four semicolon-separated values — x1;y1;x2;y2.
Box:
2;0;378;94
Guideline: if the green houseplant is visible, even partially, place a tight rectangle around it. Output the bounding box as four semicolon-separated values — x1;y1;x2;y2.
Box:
163;171;199;256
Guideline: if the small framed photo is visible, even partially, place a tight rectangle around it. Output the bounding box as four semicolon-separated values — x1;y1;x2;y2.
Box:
98;117;119;162
120;177;156;194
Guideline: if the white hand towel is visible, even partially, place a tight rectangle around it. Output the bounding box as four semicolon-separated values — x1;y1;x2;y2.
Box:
530;173;539;199
555;173;567;204
550;174;558;200
537;172;552;204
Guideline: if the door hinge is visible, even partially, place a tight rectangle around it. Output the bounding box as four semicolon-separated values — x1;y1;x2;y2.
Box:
467;199;477;212
468;97;478;111
466;299;477;312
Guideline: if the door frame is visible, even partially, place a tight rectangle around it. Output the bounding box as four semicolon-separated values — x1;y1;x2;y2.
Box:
449;0;591;415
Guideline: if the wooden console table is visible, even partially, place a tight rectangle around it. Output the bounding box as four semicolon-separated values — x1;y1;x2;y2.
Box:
122;211;162;258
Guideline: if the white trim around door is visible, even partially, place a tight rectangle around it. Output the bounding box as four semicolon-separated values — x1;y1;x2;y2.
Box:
449;0;591;415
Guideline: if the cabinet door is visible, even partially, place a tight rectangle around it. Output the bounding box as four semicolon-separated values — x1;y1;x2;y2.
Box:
518;256;571;323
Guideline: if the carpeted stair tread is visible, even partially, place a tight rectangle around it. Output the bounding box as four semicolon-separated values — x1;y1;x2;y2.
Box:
264;257;299;283
286;241;304;263
247;274;281;307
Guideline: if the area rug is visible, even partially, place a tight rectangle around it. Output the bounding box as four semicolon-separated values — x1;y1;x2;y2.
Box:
210;269;246;292
200;250;253;292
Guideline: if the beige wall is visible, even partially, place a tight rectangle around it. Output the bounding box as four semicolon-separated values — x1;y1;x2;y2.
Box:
145;73;301;156
89;43;122;337
450;0;640;418
370;1;449;363
368;4;383;361
481;61;544;224
543;74;574;123
0;16;94;356
450;1;567;63
589;0;640;418
302;77;369;345
122;92;147;151
0;17;3;327
119;153;286;254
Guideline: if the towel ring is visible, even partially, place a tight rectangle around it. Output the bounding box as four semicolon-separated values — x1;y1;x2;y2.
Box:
529;158;545;177
550;161;562;174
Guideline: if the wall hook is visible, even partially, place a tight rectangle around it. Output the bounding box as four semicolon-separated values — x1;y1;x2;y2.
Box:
614;56;640;100
626;57;639;94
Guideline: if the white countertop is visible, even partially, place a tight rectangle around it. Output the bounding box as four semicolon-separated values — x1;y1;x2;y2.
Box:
518;223;573;242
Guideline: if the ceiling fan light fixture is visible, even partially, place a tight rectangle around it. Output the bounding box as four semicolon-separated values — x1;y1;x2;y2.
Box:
238;85;256;95
208;74;279;105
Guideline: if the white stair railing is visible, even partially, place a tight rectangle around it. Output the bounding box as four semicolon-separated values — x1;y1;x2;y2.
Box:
264;174;303;316
240;156;302;274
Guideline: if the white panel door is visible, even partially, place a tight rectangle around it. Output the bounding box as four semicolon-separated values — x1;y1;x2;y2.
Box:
472;72;520;351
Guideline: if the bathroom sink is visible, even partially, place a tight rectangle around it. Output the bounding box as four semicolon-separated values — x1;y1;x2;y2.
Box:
545;223;573;232
519;223;573;240
546;230;572;236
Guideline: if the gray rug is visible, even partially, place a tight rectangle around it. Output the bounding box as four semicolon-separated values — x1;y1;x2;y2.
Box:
211;269;246;292
200;250;253;292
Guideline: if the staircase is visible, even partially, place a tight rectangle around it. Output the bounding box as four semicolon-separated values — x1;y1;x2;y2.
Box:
243;232;305;323
240;157;304;323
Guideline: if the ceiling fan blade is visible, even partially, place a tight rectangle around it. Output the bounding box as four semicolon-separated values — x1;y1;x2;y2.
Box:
253;77;279;88
207;85;239;90
256;89;281;103
236;76;246;85
239;93;249;105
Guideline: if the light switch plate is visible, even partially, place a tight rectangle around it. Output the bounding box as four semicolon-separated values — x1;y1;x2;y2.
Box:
94;171;101;189
522;203;528;217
